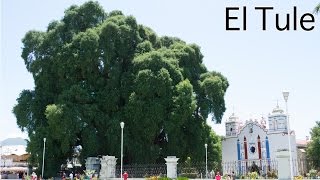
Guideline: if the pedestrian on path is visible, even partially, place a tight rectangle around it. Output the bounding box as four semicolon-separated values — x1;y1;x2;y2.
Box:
69;172;74;180
31;172;37;180
215;171;221;180
123;171;128;180
210;170;215;179
231;171;235;180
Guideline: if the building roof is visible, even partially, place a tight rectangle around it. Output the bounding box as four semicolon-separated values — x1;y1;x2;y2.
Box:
298;148;306;153
1;166;28;172
296;139;310;148
1;145;27;156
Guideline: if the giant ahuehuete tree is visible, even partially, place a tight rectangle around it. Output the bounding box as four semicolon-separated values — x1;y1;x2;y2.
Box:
13;1;228;176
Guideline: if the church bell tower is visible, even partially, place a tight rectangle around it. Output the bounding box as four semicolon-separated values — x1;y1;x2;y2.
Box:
268;104;288;132
226;113;241;137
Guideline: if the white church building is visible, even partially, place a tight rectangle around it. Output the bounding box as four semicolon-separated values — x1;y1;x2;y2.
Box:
222;104;299;176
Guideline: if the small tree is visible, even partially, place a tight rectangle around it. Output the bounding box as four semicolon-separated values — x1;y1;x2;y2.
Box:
306;121;320;169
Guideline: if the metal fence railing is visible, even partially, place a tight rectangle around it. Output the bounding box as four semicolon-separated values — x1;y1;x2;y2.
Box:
85;157;319;178
177;161;220;179
222;159;278;177
115;164;166;178
111;159;316;178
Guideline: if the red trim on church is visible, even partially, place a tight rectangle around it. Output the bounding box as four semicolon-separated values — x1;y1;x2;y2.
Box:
258;135;261;159
244;136;248;160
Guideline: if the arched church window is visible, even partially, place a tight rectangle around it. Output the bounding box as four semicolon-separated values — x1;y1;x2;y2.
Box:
244;136;248;160
257;135;261;159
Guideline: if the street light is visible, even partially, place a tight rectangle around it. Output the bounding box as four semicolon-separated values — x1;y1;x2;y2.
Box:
205;143;208;180
283;91;293;179
120;122;125;180
42;138;46;178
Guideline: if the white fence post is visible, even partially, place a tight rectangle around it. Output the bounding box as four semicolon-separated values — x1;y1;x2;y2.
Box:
276;150;291;180
165;156;179;178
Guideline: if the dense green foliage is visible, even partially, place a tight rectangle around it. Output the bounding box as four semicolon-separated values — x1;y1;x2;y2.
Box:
306;121;320;169
13;1;228;177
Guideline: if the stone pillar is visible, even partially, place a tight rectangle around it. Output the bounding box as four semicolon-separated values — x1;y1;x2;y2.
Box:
99;156;117;179
276;150;291;180
165;156;179;178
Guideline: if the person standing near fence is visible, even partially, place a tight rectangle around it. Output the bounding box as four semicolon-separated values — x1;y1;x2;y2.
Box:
231;171;235;180
69;172;74;180
210;170;215;178
31;172;37;180
62;172;66;180
215;171;221;180
226;174;231;180
123;171;128;180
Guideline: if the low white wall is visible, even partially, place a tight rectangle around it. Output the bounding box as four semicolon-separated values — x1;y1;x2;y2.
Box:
108;179;206;180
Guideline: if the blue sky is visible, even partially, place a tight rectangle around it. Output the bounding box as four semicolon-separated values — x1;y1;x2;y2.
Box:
1;0;319;141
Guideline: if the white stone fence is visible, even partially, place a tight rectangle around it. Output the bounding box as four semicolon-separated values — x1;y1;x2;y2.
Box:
86;152;299;179
86;156;179;179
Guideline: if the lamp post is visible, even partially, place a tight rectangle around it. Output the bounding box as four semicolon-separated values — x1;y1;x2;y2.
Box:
120;122;125;180
42;138;46;178
283;91;293;179
205;143;208;180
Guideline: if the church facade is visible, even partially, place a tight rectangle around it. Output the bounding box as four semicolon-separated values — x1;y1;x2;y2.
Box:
222;105;298;175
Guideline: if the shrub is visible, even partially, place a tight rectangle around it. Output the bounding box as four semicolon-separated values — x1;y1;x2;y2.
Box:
294;175;304;179
147;176;160;180
240;175;246;179
177;177;189;180
147;176;187;180
158;177;172;180
308;169;317;178
179;173;197;179
248;172;258;179
267;170;278;179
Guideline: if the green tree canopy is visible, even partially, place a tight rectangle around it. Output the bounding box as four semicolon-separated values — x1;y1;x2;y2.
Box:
306;121;320;169
13;1;228;176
